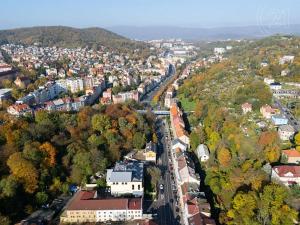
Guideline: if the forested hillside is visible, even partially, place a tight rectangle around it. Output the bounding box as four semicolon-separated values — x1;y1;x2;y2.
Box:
0;26;149;53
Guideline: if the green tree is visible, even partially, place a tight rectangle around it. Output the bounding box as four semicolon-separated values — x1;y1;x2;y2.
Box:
0;214;10;225
35;191;48;205
0;175;18;197
92;114;111;133
133;132;146;149
147;166;161;190
257;184;298;225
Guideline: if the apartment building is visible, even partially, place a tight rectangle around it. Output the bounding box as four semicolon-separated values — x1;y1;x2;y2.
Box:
60;190;142;223
7;103;32;117
106;161;144;197
113;91;139;104
0;88;12;104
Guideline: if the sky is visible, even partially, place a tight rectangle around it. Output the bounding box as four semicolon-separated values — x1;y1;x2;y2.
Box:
0;0;299;29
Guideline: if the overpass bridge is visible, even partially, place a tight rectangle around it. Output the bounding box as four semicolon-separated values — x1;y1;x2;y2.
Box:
137;110;170;115
137;110;194;116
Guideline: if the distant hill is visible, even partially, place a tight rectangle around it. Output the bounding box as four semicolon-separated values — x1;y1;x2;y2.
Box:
107;24;300;41
0;26;148;51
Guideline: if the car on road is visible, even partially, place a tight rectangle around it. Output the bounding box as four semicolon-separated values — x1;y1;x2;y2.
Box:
159;184;164;190
172;184;177;191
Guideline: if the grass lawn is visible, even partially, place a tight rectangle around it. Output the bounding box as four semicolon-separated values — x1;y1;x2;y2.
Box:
179;96;196;111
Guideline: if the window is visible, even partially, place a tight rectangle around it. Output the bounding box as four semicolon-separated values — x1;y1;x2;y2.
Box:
132;184;134;190
138;185;140;190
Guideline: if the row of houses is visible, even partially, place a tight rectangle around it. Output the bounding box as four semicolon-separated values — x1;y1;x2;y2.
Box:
169;102;215;225
242;102;295;141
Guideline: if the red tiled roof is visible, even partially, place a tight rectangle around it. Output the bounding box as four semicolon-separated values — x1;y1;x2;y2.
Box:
10;103;30;112
282;149;300;158
188;213;203;225
128;198;142;210
273;165;300;177
140;220;159;225
242;102;252;109
177;155;187;170
187;198;200;216
67;191;142;211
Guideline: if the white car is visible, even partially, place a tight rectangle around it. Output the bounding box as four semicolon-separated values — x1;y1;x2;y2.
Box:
160;184;164;190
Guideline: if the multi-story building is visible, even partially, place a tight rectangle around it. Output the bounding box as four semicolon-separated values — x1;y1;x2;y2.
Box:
271;165;300;186
60;190;142;223
106;161;144;197
7;103;32;117
56;78;84;93
113;91;139;104
170;103;190;147
278;124;295;141
0;88;12;104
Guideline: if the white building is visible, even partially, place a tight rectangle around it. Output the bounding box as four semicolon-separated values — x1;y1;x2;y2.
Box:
214;48;226;55
264;78;275;85
269;82;282;90
279;55;295;65
271;165;300;186
278;124;295;141
56;78;84;93
196;144;210;162
0;88;12;104
106;161;144;197
60;191;142;223
172;139;187;152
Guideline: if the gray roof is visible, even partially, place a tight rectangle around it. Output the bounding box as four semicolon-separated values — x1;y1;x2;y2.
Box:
279;124;295;133
0;88;12;96
196;144;209;157
106;161;143;183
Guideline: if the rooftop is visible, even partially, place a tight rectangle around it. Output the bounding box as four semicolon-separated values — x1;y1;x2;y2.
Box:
107;161;144;183
66;190;142;211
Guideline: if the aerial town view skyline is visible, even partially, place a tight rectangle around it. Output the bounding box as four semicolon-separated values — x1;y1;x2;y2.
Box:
0;1;300;225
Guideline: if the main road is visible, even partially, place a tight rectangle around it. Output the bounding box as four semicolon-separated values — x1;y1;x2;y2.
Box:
155;117;179;225
273;97;300;131
141;64;176;104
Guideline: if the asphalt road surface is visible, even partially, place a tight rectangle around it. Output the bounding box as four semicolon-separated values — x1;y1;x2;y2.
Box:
273;98;300;131
141;64;176;104
155;118;179;225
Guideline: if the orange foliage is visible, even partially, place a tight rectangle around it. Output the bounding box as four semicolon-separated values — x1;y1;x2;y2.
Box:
39;142;57;167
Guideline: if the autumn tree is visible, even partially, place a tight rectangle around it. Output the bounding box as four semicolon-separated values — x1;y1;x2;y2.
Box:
257;183;298;225
258;131;281;163
39;142;57;167
217;147;232;167
7;152;38;193
227;192;258;225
